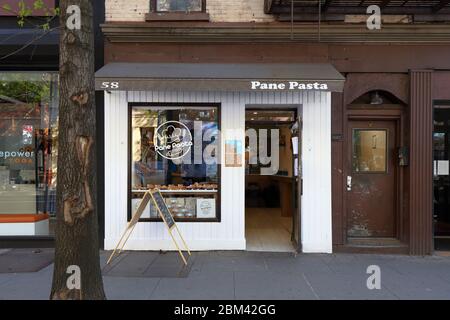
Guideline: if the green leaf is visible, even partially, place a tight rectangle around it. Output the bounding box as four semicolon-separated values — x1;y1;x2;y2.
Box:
2;4;11;11
34;0;44;10
18;0;25;11
12;0;60;30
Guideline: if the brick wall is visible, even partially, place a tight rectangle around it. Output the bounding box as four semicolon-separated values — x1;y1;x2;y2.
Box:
105;0;275;22
106;0;149;22
207;0;274;22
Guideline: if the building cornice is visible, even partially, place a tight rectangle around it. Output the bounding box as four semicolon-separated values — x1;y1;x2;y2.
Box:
101;22;450;43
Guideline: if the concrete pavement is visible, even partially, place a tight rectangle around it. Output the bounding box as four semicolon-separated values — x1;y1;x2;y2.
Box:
1;250;450;300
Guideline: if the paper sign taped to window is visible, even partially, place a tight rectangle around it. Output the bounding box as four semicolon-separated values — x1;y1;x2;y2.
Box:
196;198;216;218
437;160;449;176
291;137;299;155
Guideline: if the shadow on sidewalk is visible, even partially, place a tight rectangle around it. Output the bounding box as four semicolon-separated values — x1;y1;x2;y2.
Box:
102;250;195;278
0;248;54;273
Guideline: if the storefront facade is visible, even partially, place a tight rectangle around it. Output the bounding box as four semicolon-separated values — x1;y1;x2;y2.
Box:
0;1;59;246
98;0;450;255
0;0;105;248
98;63;344;252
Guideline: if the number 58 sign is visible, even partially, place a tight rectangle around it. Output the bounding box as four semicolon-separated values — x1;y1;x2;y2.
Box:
101;82;120;89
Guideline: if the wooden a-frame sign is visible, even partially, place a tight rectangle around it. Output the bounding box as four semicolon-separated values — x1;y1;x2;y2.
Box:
107;189;191;265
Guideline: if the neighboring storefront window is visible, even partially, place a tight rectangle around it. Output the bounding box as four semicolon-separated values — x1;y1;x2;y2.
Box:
0;72;59;236
433;105;450;248
130;104;220;222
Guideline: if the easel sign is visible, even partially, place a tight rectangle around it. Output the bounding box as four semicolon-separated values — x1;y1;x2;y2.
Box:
149;189;191;265
107;189;191;265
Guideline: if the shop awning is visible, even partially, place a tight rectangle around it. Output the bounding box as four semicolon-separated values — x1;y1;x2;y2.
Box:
95;62;345;92
0;29;59;46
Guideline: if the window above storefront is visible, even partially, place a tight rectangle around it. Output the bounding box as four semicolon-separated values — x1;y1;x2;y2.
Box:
265;0;450;23
153;0;204;12
146;0;210;21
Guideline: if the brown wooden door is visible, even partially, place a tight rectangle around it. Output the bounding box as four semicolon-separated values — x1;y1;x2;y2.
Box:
346;120;397;238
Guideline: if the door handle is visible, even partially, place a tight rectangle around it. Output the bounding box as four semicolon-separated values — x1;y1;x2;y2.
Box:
346;176;352;191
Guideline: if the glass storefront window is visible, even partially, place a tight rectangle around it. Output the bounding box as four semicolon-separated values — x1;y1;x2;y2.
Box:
352;129;387;173
130;105;220;221
433;106;450;247
0;72;59;236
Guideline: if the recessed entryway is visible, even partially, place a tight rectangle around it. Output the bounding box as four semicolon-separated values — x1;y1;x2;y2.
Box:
245;208;293;252
346;119;398;239
344;90;407;250
244;109;300;252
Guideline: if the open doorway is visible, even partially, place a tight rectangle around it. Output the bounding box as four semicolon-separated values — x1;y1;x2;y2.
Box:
244;109;301;252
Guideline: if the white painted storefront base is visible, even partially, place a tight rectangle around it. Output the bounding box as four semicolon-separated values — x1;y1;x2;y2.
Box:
0;220;49;236
105;238;246;251
104;90;332;253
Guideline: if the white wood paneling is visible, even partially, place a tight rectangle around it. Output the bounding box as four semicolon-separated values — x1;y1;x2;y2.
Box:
301;91;332;253
104;90;332;252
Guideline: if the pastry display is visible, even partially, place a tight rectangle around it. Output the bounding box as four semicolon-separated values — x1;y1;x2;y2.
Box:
132;183;216;219
165;198;196;219
135;182;218;191
131;191;214;220
185;182;218;190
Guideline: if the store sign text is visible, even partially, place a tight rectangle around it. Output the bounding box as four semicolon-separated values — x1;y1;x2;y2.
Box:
154;121;193;160
0;150;34;164
251;81;328;91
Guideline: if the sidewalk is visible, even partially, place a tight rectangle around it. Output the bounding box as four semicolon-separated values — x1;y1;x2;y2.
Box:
1;250;450;300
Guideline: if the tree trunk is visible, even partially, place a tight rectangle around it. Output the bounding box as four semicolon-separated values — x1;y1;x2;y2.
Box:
50;0;105;300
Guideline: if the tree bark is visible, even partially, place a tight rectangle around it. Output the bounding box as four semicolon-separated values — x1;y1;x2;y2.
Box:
50;0;105;300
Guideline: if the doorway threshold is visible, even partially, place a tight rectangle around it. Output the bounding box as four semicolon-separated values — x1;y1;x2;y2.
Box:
434;251;450;257
347;237;405;247
245;246;296;253
334;238;409;254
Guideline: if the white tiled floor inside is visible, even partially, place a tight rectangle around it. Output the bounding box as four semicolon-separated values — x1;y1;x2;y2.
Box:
245;208;294;252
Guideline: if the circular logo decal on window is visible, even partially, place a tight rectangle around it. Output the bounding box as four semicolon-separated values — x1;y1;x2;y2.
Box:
154;121;193;160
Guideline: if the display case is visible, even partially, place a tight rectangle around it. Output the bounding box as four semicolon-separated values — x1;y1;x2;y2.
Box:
131;187;219;222
129;104;221;222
